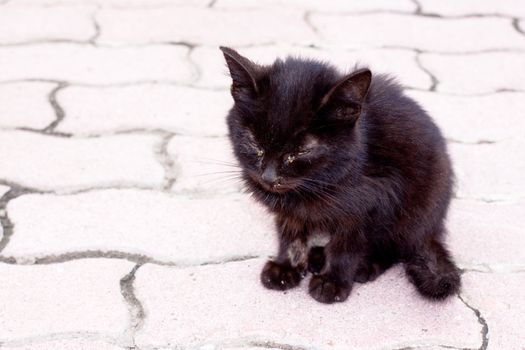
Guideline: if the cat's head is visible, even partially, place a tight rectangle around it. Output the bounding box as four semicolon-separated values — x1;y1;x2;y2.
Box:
220;47;372;201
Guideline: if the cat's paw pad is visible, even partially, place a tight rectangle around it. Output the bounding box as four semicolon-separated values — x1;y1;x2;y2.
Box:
308;275;351;303
260;260;302;291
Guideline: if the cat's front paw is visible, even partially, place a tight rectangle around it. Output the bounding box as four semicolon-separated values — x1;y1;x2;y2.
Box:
261;260;302;291
308;274;351;303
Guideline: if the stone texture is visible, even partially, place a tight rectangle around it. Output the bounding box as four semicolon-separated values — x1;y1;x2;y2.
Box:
310;14;525;52
134;260;481;349
0;131;164;191
406;90;525;143
448;199;525;271
462;272;525;350
0;3;95;44
56;85;230;136
3;189;275;264
1;339;125;350
167;136;241;194
0;44;195;84
0;185;10;198
420;52;525;94
0;82;56;130
97;7;315;46
450;140;525;201
419;0;525;17
192;45;431;90
16;0;209;7
215;0;416;12
0;259;132;341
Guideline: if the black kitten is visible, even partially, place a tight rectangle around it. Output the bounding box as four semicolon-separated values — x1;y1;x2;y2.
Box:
220;47;460;304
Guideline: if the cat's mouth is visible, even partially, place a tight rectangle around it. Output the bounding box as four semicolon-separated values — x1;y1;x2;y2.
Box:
259;180;295;194
247;171;297;194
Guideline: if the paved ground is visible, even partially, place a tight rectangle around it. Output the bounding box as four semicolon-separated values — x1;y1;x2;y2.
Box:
0;0;524;349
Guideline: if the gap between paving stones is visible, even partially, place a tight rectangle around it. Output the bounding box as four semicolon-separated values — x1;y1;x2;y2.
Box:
0;332;127;349
153;132;177;190
3;36;525;54
458;295;489;350
120;263;144;349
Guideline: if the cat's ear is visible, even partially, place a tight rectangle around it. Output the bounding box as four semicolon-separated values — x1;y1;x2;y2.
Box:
320;68;372;114
220;46;260;99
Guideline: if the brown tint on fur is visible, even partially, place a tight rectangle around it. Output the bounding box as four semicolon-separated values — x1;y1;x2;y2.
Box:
221;47;460;304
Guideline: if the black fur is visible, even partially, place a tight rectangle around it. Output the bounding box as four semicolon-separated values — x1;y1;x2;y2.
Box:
220;47;460;304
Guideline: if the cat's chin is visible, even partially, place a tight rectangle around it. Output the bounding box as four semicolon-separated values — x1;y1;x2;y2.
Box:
258;183;293;194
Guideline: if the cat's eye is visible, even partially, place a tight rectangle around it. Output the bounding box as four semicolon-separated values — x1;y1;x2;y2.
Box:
297;149;311;156
286;154;296;164
257;149;264;157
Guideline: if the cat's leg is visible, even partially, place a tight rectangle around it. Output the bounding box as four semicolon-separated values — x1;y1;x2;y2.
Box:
404;236;460;300
261;221;308;291
354;259;393;283
354;248;397;283
307;246;326;275
308;231;365;303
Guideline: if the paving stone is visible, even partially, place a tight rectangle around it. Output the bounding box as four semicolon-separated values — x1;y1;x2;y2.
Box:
167;136;241;194
0;259;132;341
448;199;525;271
215;0;416;12
0;185;7;241
3;189;275;264
462;272;525;350
419;0;525;17
0;3;95;44
134;260;480;349
18;0;209;6
0;131;164;192
192;45;431;90
0;44;195;84
0;185;9;198
97;7;315;46
310;14;525;52
0;82;56;130
406;90;525;143
450;140;525;201
1;339;124;350
420;52;525;94
56;85;230;136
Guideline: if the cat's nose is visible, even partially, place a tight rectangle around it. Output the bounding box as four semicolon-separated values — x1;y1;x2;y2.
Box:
261;163;278;185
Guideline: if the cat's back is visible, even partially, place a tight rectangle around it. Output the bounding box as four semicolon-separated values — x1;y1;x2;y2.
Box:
362;74;452;190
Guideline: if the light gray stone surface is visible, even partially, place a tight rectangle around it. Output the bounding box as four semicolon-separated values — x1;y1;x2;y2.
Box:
420;52;525;94
134;260;481;349
0;131;164;192
0;3;96;44
0;44;196;84
3;190;275;264
310;14;525;52
0;82;57;130
57;84;230;136
0;259;133;342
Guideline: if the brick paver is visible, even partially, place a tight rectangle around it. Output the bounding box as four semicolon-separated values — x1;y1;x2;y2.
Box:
0;0;524;349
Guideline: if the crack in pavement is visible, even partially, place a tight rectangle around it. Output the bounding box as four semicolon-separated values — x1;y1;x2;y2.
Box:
120;264;145;350
414;51;438;91
42;81;68;134
458;295;489;350
0;185;41;254
512;18;525;36
303;11;322;39
154;132;177;191
89;4;102;45
0;249;263;268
